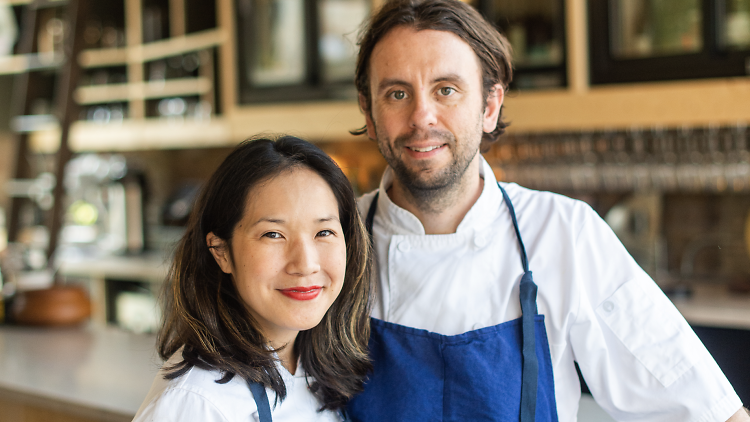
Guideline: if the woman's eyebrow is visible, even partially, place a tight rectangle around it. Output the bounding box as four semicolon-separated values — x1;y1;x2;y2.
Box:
252;217;284;226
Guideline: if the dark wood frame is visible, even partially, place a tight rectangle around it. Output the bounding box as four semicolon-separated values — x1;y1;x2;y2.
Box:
234;0;360;104
589;0;750;85
477;0;569;90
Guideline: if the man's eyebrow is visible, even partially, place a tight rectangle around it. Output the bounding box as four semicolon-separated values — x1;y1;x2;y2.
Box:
377;78;411;93
377;74;466;93
434;74;465;84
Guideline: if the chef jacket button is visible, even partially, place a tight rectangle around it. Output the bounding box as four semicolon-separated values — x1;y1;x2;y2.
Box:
602;301;615;313
398;241;411;252
474;233;489;249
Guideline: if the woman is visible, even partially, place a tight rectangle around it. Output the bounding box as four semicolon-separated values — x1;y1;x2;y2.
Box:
133;136;372;421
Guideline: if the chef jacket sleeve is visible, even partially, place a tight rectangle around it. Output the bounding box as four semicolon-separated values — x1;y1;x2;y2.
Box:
568;204;743;422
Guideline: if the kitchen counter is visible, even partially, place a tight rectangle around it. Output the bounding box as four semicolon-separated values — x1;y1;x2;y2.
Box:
0;322;619;422
670;283;750;330
0;324;159;421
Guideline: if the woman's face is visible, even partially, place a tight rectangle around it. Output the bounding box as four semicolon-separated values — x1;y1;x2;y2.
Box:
209;167;346;347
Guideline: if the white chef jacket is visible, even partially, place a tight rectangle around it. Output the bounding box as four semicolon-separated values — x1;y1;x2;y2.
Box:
132;350;342;422
357;157;742;422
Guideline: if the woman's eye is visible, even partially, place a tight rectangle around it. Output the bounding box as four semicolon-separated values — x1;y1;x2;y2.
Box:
389;90;406;100
317;230;335;237
262;232;282;239
439;87;456;96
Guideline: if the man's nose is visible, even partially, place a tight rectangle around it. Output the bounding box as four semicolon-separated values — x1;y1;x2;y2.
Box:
409;92;438;129
286;238;321;276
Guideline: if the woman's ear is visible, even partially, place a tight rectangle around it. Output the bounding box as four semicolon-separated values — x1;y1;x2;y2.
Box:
207;232;233;274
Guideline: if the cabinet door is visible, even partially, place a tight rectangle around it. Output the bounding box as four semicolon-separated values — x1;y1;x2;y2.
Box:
478;0;567;90
235;0;368;103
589;0;750;84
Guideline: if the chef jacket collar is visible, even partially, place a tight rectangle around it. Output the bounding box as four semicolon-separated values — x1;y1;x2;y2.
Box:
376;156;504;235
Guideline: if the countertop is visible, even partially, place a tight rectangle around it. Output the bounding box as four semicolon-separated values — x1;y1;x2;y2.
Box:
670;283;750;330
0;323;617;421
0;324;159;420
58;254;750;329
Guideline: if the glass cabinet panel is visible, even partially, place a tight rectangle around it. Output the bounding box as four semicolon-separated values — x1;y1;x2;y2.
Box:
480;0;566;90
249;0;306;87
723;0;750;49
611;0;703;59
318;0;368;83
236;0;368;103
589;0;750;84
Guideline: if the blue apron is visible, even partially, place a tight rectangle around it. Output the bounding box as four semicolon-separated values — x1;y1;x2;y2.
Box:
347;184;559;422
246;380;353;422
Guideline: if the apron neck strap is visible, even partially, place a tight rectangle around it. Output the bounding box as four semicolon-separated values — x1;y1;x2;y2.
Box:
247;380;273;422
365;184;539;421
498;183;530;274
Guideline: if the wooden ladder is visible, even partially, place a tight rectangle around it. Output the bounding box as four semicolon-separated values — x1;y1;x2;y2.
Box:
6;0;91;267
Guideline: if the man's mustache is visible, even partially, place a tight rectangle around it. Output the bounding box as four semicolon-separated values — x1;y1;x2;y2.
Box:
393;128;455;148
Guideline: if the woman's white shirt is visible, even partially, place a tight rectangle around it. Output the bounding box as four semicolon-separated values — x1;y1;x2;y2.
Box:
132;351;342;422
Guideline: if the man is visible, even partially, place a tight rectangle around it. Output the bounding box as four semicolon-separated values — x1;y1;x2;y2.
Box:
346;0;750;421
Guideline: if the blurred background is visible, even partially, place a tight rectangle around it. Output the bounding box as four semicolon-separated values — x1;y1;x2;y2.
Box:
0;0;749;421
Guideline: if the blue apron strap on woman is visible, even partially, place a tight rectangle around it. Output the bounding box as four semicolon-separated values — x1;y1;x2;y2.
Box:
365;192;379;237
499;183;539;422
247;380;273;422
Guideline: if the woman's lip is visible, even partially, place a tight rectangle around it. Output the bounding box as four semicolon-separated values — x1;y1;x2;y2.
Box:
278;286;322;301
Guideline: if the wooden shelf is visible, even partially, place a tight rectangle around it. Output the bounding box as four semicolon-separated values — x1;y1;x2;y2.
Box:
26;99;369;153
78;47;128;68
29;117;233;152
74;77;212;104
135;28;226;62
78;29;225;70
0;52;63;75
504;78;750;133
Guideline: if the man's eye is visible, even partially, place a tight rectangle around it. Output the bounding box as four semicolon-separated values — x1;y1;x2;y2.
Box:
439;87;456;96
262;232;282;239
390;90;406;100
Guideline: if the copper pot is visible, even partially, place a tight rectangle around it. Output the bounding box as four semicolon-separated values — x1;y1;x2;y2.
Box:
11;285;91;326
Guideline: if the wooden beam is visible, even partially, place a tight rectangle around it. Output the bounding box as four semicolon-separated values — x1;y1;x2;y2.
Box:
216;0;237;116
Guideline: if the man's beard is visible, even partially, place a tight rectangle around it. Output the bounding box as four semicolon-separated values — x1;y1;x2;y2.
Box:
378;127;478;209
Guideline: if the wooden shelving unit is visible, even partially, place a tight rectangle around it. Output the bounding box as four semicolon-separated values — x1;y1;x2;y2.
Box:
6;0;749;153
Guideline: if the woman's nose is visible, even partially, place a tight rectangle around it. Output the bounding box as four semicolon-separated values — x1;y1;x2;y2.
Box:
286;239;321;276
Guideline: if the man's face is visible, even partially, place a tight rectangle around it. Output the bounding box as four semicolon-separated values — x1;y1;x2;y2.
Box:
361;26;503;192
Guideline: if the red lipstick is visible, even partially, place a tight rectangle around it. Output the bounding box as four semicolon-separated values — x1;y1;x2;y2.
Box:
279;286;322;301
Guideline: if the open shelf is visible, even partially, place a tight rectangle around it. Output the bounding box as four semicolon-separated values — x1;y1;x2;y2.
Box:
0;53;63;75
75;77;212;104
29;117;232;152
137;28;225;62
78;48;128;68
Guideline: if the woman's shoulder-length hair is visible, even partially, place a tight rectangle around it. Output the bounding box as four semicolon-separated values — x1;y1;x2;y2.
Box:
157;135;372;410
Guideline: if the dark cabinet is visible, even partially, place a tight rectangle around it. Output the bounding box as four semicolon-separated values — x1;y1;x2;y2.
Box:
235;0;369;103
478;0;567;90
589;0;750;84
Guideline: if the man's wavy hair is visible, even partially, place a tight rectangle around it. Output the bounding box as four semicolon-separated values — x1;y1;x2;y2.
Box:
351;0;513;152
157;135;373;410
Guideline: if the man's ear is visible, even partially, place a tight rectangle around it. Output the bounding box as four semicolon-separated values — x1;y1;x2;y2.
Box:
207;232;233;274
482;84;504;134
358;93;377;140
